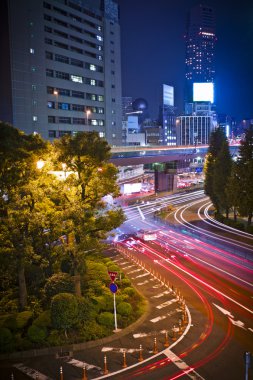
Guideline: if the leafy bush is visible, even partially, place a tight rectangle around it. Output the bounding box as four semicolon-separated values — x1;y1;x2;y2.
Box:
76;297;96;323
97;312;114;328
0;314;17;331
122;287;136;297
47;330;66;346
16;311;33;329
51;293;78;332
79;320;108;341
27;325;47;343
121;278;131;287
0;327;13;353
44;273;74;301
86;279;105;296
117;302;132;317
33;310;51;328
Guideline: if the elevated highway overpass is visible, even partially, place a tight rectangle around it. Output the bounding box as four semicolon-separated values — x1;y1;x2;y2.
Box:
110;144;240;166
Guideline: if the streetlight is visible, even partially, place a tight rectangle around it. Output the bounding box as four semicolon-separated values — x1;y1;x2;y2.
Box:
36;159;45;170
86;109;91;126
53;89;59;137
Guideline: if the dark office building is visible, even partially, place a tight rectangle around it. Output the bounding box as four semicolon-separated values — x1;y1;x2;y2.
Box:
0;0;122;145
184;3;216;104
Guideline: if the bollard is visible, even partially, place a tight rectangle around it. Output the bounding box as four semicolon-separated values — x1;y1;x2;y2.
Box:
82;365;88;380
35;373;39;380
60;366;63;380
104;355;109;375
178;319;183;334
164;331;169;348
11;374;14;380
138;344;144;362
153;337;158;354
172;325;177;341
122;350;127;368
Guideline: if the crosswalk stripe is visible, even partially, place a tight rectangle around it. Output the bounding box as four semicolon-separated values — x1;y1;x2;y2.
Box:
67;358;101;371
150;309;181;323
156;298;177;309
13;363;53;380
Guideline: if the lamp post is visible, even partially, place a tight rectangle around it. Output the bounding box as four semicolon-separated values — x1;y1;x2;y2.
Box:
53;89;59;137
86;109;91;126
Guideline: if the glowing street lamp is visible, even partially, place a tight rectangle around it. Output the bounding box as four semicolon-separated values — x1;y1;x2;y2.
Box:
86;109;91;125
36;159;45;170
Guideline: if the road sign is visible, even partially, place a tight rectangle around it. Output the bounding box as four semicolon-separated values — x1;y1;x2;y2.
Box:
108;271;117;282
109;282;118;294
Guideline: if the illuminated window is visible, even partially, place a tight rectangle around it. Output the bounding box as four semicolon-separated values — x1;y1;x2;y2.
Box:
33;116;37;121
99;132;105;138
96;35;103;41
90;64;96;71
30;48;35;54
70;75;83;83
90;79;96;86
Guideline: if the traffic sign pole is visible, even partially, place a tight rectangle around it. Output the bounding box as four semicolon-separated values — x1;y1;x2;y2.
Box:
113;292;117;331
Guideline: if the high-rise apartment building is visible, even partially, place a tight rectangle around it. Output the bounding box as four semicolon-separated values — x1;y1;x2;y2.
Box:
184;3;216;104
0;0;122;145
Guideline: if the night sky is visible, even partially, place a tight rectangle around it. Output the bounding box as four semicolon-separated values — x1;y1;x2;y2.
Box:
117;0;253;121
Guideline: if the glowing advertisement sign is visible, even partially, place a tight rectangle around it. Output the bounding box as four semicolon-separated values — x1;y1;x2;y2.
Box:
163;84;174;106
193;83;214;103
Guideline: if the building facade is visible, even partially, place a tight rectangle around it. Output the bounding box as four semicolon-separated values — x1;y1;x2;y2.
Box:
0;0;122;145
177;115;214;145
184;3;216;105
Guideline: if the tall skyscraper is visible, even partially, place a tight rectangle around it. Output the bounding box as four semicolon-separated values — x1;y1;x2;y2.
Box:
0;0;122;146
184;3;216;105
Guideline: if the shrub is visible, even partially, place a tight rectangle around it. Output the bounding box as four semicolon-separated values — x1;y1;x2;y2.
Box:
117;302;132;317
122;287;136;297
86;279;105;296
33;310;51;328
27;325;47;343
44;273;74;301
76;297;96;323
3;314;17;331
51;293;78;333
47;330;66;346
121;278;131;287
16;311;33;329
0;327;13;353
97;312;114;328
79;320;108;341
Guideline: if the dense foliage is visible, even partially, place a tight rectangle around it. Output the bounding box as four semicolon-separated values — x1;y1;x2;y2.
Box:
0;123;145;353
204;125;253;228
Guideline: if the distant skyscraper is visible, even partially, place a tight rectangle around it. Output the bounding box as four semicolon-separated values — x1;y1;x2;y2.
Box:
184;3;216;104
0;0;122;145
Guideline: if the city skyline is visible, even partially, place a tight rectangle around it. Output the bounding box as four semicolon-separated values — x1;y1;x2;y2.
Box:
118;0;253;121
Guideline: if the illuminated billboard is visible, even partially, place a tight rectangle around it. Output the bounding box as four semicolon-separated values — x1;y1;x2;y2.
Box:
163;84;174;106
193;83;214;103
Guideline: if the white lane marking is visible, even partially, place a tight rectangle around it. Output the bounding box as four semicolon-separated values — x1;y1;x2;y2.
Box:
248;328;253;333
137;280;149;285
150;309;181;323
163;349;205;379
133;330;167;338
101;347;139;353
152;290;171;298
228;318;246;329
134;272;150;278
156;255;253;315
213;303;234;318
152;284;163;288
121;265;135;269
137;206;145;220
128;268;142;274
13;364;53;380
160;230;253;287
67;359;101;370
156;298;177;310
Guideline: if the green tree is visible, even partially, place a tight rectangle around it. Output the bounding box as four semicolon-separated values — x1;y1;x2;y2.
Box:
204;128;231;214
51;293;78;337
213;141;232;217
235;125;253;225
0;123;63;309
54;132;125;296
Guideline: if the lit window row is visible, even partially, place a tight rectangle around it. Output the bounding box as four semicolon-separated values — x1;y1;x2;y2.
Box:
46;69;104;87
